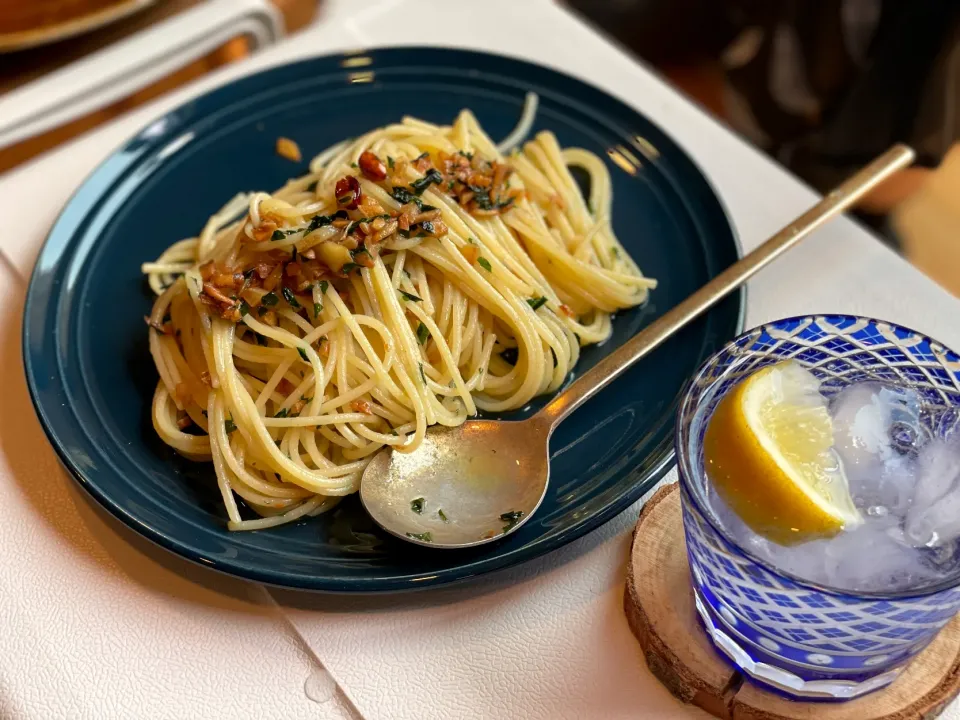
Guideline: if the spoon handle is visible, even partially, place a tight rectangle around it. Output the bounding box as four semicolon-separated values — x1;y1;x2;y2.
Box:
536;143;916;429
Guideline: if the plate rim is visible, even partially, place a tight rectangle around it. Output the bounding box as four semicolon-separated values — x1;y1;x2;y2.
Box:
22;46;745;592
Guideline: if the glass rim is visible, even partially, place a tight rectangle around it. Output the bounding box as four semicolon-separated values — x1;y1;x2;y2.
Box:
675;312;960;601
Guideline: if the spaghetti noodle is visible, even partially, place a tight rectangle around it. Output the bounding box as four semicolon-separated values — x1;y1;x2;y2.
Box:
142;98;656;531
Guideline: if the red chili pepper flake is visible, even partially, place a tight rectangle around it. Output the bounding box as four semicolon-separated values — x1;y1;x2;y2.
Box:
335;176;361;209
358;151;387;181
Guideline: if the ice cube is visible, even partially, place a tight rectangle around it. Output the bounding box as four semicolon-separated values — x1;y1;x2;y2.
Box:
831;383;923;513
905;438;960;546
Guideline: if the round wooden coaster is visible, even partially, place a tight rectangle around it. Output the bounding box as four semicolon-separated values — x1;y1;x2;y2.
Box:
624;484;960;720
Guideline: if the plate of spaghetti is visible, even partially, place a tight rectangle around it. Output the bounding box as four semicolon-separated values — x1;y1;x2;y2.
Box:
24;48;742;591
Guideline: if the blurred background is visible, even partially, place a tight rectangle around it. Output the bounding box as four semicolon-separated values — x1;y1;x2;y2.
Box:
2;0;958;295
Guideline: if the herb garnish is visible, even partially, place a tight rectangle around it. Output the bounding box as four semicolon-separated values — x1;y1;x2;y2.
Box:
274;408;288;418
410;498;425;514
318;280;329;295
477;257;492;272
297;347;309;362
419;363;427;384
313;302;322;319
391;187;414;204
238;300;251;317
411;168;443;195
282;286;301;308
500;510;524;532
271;229;286;241
527;296;548;311
416;322;429;345
224;419;237;434
261;292;279;307
406;531;433;542
438;509;448;523
387;156;395;169
306;210;348;233
399;289;422;302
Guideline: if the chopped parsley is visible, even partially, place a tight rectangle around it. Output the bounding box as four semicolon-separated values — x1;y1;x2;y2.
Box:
318;280;329;295
271;229;286;241
341;262;361;275
297;346;309;362
399;289;422;302
416;322;429;345
274;408;288;418
261;292;279;307
406;531;433;542
419;363;427;384
438;509;448;523
306;210;348;233
391;186;414;204
224;418;237;434
313;302;322;319
527;296;548;311
420;221;435;235
410;497;425;514
238;300;251;317
350;162;358;169
282;286;301;309
500;510;524;532
387;156;395;169
411;168;443;195
477;257;492;272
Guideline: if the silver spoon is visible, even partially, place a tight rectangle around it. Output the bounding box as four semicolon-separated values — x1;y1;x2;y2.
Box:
360;144;915;548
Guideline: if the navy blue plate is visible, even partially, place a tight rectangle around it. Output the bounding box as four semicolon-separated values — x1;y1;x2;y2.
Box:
23;48;743;592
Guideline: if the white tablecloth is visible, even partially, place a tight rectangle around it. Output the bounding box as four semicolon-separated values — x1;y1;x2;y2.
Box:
2;1;959;718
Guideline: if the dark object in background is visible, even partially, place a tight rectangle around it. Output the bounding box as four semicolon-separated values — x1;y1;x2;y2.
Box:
568;0;960;201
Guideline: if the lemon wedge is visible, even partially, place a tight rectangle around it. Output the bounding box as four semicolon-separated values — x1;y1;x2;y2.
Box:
703;360;860;545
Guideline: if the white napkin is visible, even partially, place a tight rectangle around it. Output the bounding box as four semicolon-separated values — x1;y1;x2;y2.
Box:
278;486;707;720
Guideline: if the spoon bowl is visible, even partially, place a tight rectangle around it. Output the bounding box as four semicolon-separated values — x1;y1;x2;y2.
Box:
360;418;551;548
